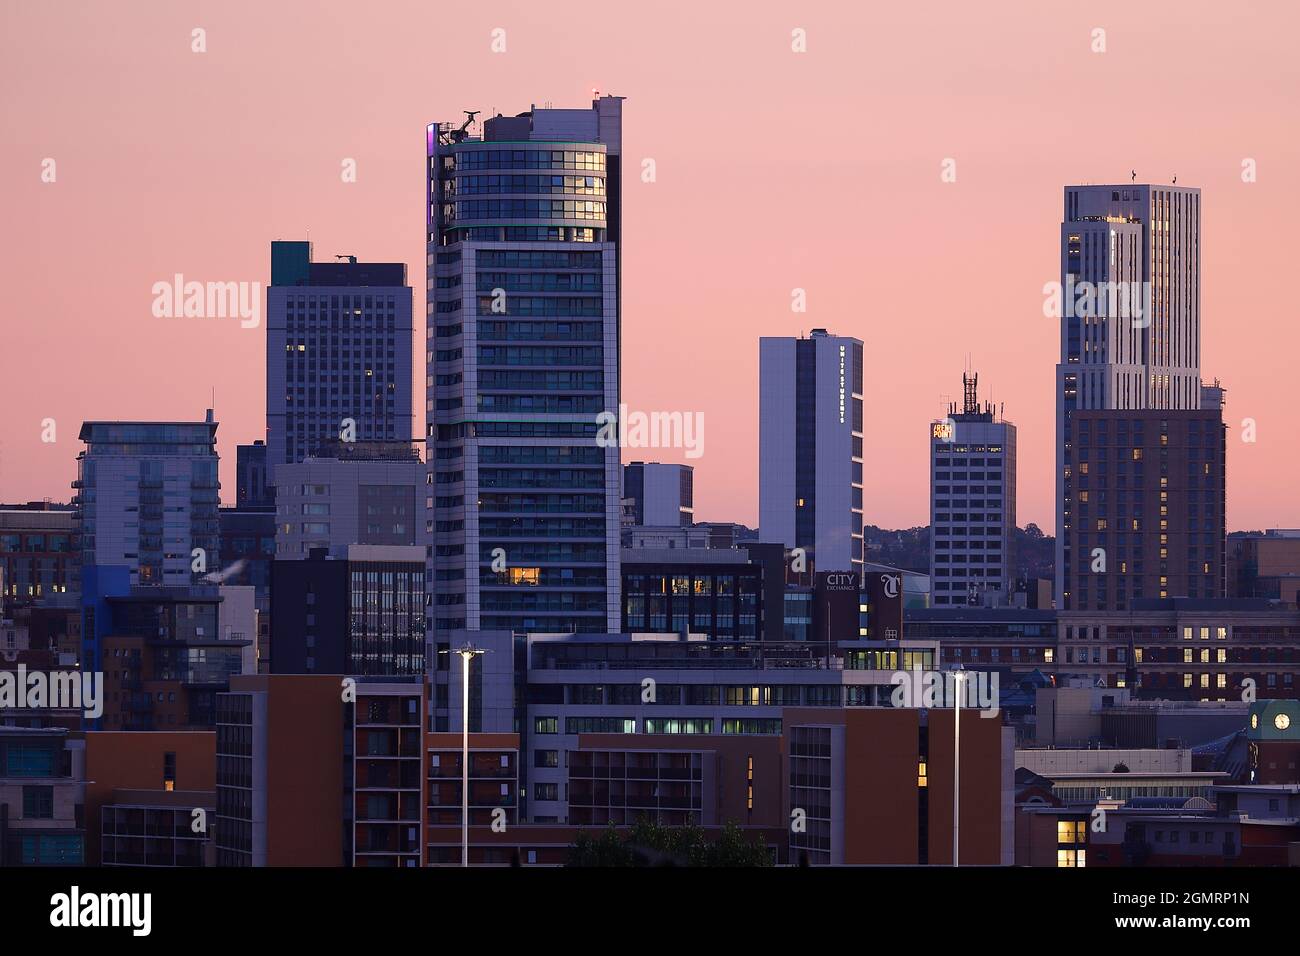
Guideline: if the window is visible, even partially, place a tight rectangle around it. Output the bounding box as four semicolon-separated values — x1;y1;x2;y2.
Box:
21;834;82;865
1057;820;1083;843
23;785;54;819
5;746;55;777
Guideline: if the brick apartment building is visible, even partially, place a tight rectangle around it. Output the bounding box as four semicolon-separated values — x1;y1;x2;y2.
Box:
1062;410;1226;613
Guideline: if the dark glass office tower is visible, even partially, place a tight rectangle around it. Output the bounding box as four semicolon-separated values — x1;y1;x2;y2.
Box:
425;98;625;651
265;241;413;488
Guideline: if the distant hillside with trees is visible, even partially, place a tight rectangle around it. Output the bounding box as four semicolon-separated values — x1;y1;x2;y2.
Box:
864;523;1055;582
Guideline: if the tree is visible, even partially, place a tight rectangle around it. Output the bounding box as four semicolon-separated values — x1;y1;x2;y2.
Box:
566;818;772;867
567;823;634;867
703;821;773;867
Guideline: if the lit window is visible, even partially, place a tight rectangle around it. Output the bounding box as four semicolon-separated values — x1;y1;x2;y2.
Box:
508;567;540;586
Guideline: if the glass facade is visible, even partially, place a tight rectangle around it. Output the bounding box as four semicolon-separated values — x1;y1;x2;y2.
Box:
348;565;425;676
621;569;761;639
426;105;622;653
75;420;221;589
0;510;76;602
264;242;414;479
275;290;407;464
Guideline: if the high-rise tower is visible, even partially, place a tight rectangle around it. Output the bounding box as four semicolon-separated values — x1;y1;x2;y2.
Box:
424;99;625;655
1056;184;1202;607
75;413;221;588
265;241;413;489
929;372;1017;606
758;329;865;574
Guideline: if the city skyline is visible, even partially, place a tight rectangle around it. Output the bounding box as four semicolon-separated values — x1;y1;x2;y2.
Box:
5;1;1300;535
5;1;1300;902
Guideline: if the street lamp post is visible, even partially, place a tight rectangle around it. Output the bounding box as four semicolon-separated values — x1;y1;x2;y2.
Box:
953;670;964;868
454;644;486;867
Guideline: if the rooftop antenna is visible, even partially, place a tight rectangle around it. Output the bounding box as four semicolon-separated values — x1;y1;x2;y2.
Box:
962;370;978;416
1130;169;1136;182
450;110;480;143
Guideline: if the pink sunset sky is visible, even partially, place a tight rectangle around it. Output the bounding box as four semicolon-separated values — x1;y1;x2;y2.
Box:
2;0;1298;534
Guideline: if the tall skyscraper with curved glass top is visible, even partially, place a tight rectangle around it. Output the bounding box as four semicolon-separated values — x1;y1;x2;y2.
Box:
425;99;625;661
